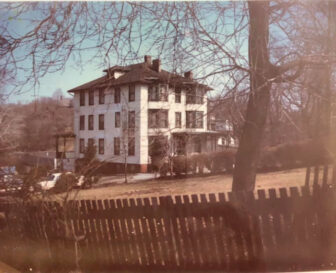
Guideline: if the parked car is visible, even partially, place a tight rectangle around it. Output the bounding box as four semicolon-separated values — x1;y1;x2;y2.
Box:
37;173;63;191
0;174;23;195
37;172;97;192
74;175;98;189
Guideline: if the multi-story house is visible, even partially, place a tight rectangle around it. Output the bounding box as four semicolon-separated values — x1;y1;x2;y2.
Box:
68;56;218;173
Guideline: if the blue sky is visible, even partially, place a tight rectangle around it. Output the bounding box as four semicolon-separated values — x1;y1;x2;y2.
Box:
1;3;109;103
1;2;251;103
1;1;311;104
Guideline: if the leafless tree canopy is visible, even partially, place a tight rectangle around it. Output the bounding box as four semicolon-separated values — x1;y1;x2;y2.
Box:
1;1;334;190
0;2;330;96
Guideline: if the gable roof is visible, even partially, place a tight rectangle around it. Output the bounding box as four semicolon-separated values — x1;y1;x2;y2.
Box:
68;60;212;93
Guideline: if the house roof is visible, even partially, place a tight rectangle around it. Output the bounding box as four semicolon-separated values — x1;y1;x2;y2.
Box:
68;60;212;93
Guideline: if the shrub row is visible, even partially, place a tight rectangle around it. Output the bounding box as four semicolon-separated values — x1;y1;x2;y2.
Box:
154;140;332;176
155;149;237;177
258;141;332;172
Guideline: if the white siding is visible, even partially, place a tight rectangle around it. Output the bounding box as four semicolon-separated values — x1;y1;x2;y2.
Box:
73;83;209;166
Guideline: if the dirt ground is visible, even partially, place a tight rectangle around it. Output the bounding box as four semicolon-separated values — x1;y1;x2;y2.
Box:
71;168;309;200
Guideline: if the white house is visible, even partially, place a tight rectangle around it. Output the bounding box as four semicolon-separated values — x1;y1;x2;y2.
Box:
68;56;219;173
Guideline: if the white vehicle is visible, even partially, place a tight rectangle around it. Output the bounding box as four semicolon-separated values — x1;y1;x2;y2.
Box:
38;173;63;191
76;175;85;188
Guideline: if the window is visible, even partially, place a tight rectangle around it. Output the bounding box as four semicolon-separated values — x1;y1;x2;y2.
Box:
115;112;120;128
98;138;104;154
194;137;202;153
128;111;135;129
79;138;85;153
186;111;193;128
159;84;168;101
148;85;159;101
88;115;94;130
186;88;203;104
99;114;104;130
161;110;169;128
176;137;186;155
148;84;168;101
99;89;105;104
80;115;85;130
148;109;168;128
89;90;94;105
129;84;135;101
175;88;181;103
80;92;85;106
128;137;135;156
186;111;204;128
114;137;120;155
196;111;204;128
186;89;195;104
88;138;94;149
175;112;181;128
114;87;120;103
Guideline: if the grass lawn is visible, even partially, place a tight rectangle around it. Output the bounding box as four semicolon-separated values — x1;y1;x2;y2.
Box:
72;168;309;200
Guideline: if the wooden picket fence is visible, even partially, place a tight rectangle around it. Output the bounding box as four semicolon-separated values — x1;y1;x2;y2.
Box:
2;183;333;272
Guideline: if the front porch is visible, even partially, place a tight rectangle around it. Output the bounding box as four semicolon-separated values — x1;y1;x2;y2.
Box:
171;132;218;155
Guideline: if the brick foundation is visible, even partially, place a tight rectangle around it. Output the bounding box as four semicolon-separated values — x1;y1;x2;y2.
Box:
89;162;149;175
140;164;148;173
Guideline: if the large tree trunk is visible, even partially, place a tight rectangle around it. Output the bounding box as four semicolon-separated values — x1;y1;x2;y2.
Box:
232;1;272;192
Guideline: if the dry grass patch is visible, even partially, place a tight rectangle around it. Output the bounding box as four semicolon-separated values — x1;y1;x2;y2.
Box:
74;168;308;200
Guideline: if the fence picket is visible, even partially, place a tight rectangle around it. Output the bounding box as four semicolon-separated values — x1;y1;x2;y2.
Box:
104;200;120;267
198;194;213;268
91;200;105;267
175;195;194;269
314;165;320;187
183;195;202;267
138;198;155;266
121;198;137;266
149;197;165;267
159;196;177;268
129;198;146;266
257;189;274;263
268;189;283;270
208;193;221;268
109;199;126;267
96;199;111;267
166;196;183;268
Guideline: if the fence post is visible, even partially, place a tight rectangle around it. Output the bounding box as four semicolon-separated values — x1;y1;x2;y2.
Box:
305;166;311;187
313;165;320;187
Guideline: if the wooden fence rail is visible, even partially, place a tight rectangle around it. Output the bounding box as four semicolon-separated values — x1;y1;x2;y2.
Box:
2;185;336;272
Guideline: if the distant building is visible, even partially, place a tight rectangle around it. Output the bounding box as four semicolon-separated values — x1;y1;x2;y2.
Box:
208;101;238;149
55;133;76;171
68;56;223;173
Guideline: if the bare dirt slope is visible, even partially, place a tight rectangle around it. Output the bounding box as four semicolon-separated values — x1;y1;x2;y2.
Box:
72;168;308;200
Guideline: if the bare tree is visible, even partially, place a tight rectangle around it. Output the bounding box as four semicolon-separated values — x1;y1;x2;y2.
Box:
1;1;333;191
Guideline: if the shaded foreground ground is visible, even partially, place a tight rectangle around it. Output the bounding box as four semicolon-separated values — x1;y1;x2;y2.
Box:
74;168;307;200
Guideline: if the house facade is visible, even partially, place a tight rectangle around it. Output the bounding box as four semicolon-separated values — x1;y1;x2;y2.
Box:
68;56;218;173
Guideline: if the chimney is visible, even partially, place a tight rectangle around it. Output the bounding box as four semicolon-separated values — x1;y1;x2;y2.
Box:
184;71;193;79
152;59;161;72
144;55;152;65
